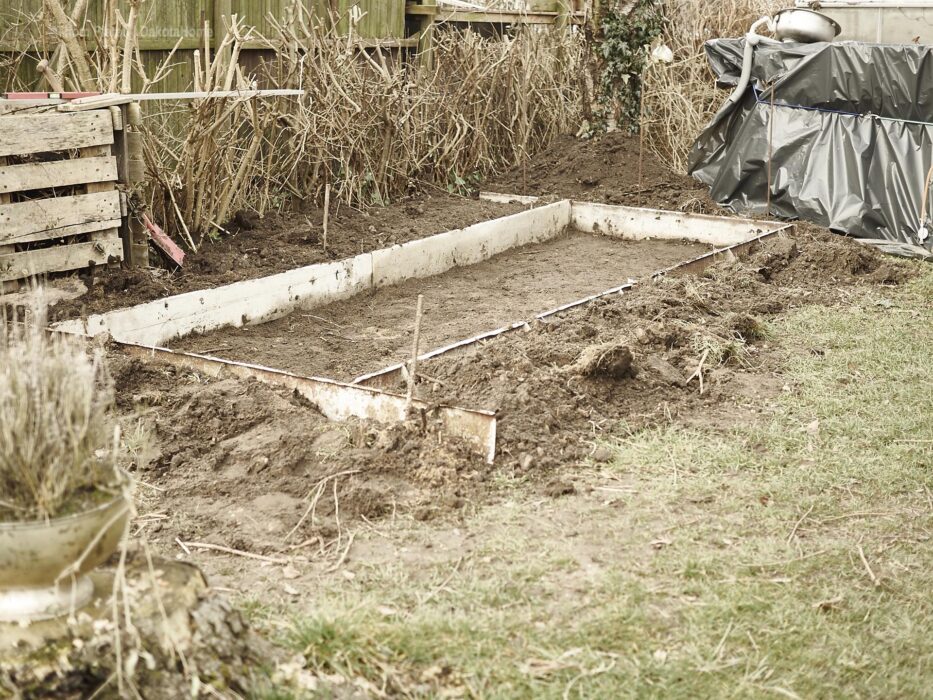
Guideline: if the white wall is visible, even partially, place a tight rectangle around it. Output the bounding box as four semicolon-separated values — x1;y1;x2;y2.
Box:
798;1;933;44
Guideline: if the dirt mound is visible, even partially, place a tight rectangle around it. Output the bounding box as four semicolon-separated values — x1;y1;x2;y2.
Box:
487;131;713;211
112;356;486;555
404;230;914;474
755;224;910;287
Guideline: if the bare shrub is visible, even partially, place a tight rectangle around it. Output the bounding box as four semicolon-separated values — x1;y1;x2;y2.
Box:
0;305;121;522
1;2;583;245
641;0;785;173
142;9;584;243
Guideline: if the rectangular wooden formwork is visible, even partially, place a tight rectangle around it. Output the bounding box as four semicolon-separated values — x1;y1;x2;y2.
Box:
0;109;124;290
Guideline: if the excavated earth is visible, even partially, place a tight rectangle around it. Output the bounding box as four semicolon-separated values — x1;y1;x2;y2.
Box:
117;225;911;568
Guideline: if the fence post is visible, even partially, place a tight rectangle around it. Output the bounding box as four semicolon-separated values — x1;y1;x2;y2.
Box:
213;0;233;61
417;0;437;72
115;103;149;268
557;0;572;31
0;156;15;293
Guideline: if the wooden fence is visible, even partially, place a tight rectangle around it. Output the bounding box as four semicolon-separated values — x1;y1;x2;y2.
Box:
0;1;579;92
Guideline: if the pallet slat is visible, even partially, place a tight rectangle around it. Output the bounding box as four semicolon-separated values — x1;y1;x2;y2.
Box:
0;111;114;158
0;191;122;245
0;156;118;195
0;237;123;282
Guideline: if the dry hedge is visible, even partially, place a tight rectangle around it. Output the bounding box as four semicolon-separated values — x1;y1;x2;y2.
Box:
1;1;584;247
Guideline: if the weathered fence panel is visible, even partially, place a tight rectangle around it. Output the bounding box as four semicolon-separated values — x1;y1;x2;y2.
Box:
1;0;407;92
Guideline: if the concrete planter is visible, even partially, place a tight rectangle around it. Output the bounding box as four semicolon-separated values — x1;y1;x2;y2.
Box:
0;496;131;622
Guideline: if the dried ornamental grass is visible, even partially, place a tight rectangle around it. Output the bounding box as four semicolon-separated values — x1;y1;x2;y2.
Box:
0;307;121;523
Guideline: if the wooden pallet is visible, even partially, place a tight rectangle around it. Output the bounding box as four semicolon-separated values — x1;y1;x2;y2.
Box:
0;109;124;290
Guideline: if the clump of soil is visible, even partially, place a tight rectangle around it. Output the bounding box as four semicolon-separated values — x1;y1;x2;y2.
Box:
570;341;637;379
54;194;525;320
487;131;714;211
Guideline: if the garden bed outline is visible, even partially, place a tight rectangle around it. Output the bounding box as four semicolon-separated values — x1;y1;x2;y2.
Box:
52;200;793;462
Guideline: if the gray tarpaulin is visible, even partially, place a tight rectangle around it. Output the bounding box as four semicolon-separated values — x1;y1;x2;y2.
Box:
689;39;933;251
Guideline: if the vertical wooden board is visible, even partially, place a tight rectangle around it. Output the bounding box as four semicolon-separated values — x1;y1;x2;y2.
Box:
87;0;204;43
232;0;289;40
327;0;405;38
140;49;196;92
357;0;405;39
0;1;44;35
352;0;405;39
0;153;12;291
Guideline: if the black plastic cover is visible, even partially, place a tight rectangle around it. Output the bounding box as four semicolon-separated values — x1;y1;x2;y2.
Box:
689;39;933;250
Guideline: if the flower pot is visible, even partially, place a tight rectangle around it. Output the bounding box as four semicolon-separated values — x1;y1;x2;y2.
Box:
0;496;130;622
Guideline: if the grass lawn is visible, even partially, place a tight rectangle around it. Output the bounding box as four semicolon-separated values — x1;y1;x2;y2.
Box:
250;267;933;699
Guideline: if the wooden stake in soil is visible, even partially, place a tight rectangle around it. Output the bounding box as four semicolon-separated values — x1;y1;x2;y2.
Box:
322;183;331;252
406;294;425;411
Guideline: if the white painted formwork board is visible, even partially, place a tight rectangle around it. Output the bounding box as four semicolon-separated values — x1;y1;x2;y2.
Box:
372;200;570;287
479;191;541;205
83;340;498;464
571;201;783;247
54;254;373;347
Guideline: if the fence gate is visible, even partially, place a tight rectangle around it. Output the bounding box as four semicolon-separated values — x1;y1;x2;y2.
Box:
0;108;128;292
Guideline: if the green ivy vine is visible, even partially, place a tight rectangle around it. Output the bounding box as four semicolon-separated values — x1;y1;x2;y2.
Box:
595;0;665;130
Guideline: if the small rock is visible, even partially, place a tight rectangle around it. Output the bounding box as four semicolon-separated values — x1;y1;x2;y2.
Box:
644;356;687;387
282;565;300;580
518;453;535;470
591;446;613;463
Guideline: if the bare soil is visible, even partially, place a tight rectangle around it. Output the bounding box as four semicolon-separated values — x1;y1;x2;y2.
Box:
120;225;911;581
171;232;710;382
116;353;488;566
52;194;524;320
487;131;714;212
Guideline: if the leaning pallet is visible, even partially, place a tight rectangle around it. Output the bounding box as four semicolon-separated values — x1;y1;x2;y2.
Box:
0;109;125;291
